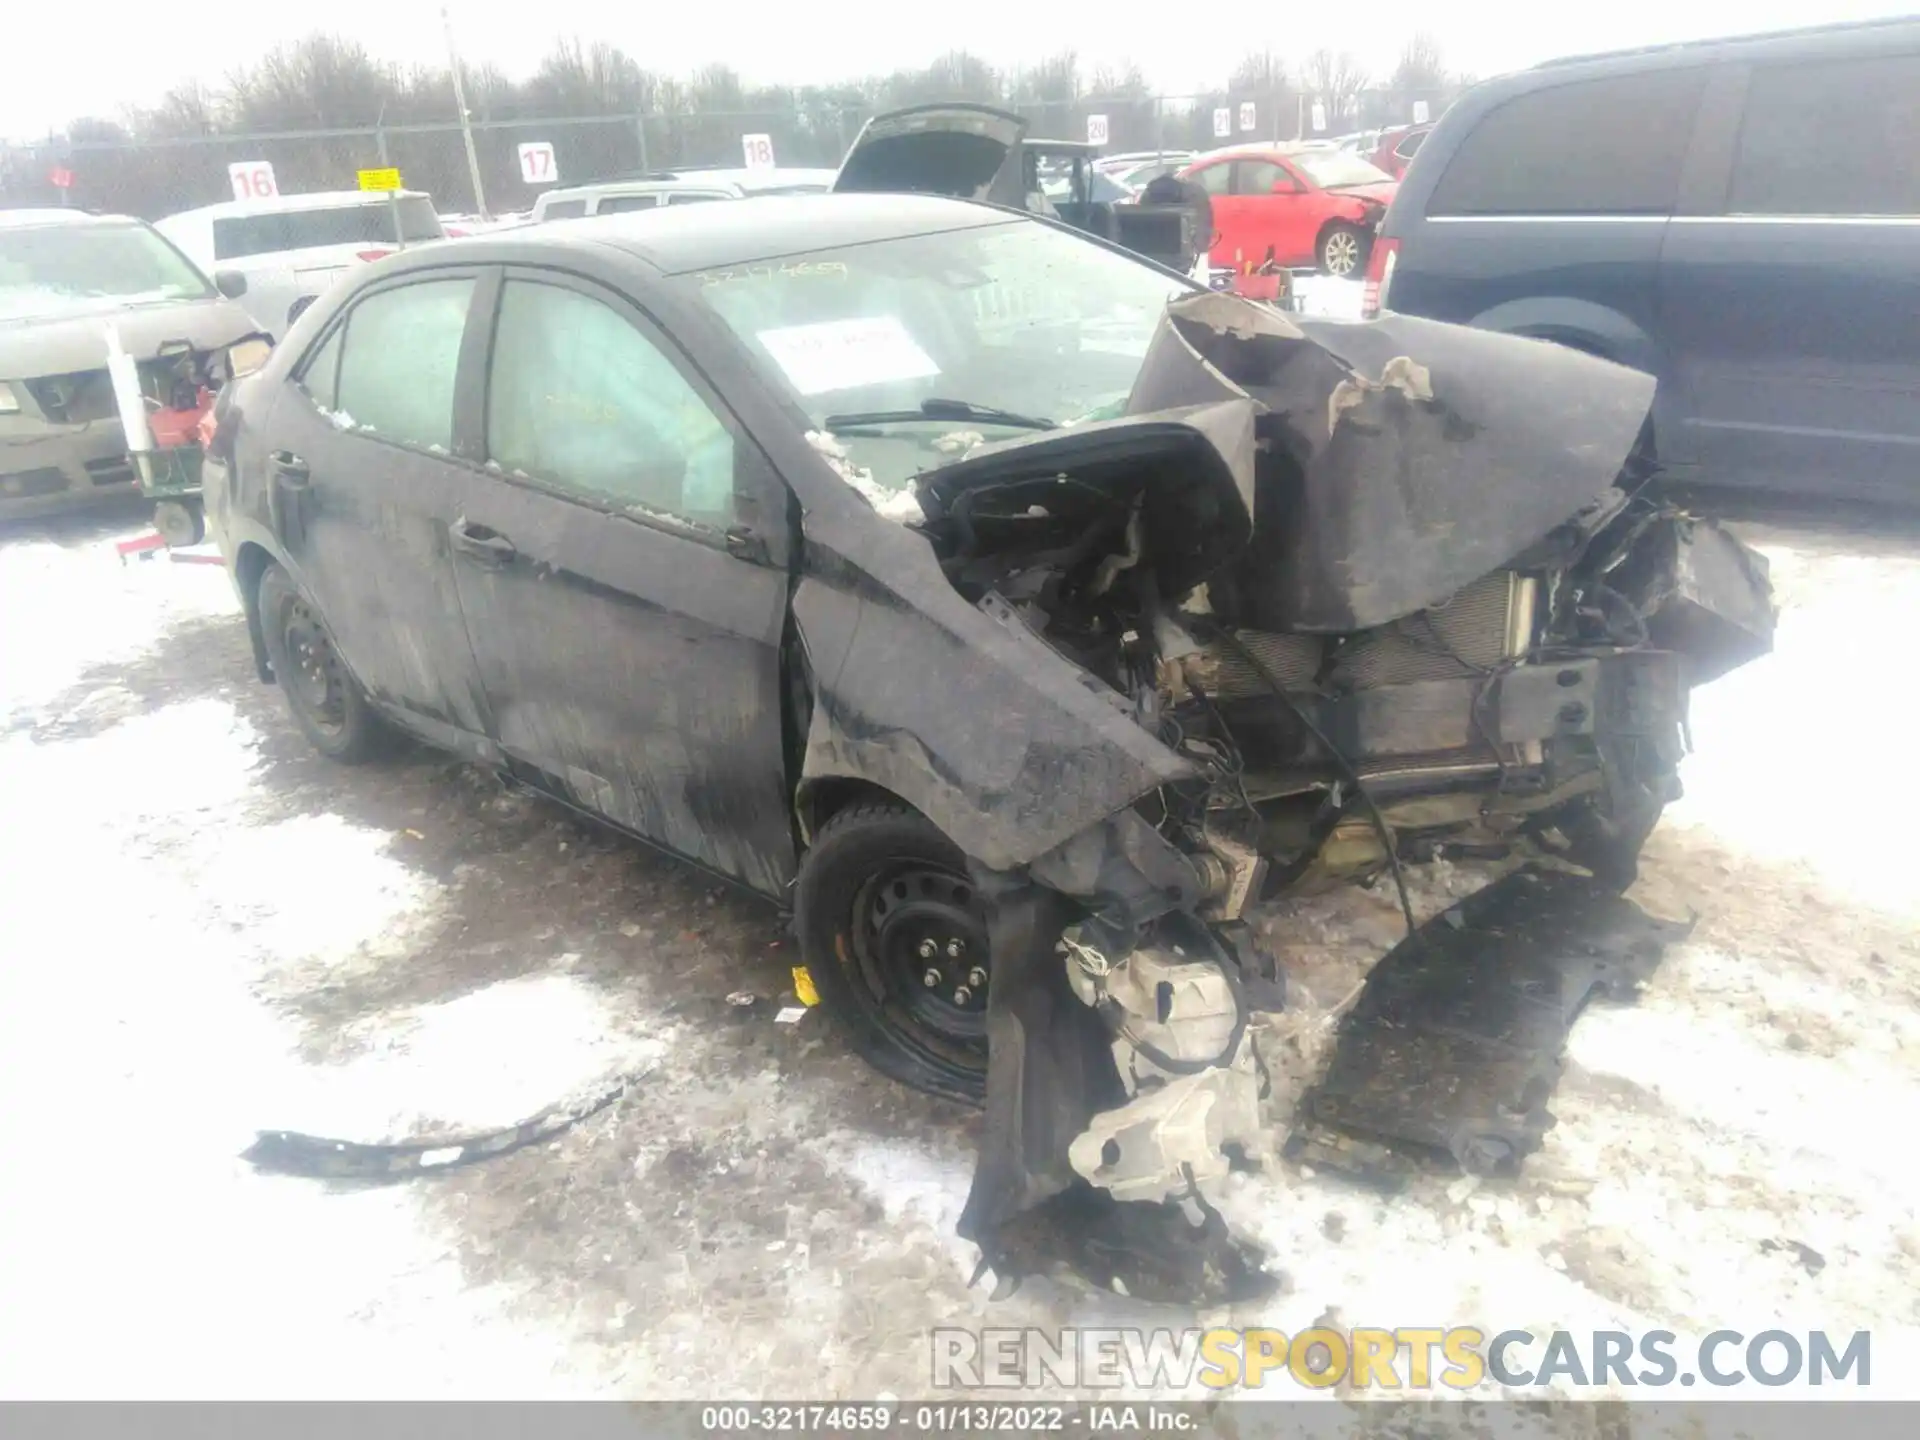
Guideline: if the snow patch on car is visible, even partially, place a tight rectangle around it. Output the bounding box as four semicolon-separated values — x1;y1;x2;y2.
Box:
805;429;924;523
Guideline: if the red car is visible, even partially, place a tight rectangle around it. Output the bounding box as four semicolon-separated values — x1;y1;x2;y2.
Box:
1179;146;1398;277
1369;124;1434;179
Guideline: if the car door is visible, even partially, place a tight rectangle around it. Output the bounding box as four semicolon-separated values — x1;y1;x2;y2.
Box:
1234;157;1313;266
1658;49;1920;502
1386;66;1707;389
442;267;797;895
265;269;494;756
1188;158;1237;264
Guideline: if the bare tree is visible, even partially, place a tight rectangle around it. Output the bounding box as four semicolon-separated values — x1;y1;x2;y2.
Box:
1303;49;1371;132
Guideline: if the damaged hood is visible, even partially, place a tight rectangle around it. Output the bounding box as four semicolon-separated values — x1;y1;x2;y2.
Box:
833;103;1029;208
0;296;258;379
1124;291;1656;632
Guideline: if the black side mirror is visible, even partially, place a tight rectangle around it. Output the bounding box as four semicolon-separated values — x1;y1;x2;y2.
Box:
214;269;248;299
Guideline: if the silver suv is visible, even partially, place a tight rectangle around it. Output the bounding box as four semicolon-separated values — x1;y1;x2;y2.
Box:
529;167;839;222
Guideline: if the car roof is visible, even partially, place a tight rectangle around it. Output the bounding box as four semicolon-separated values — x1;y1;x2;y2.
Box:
161;190;432;223
0;208;142;230
421;192;1020;275
1538;14;1919;70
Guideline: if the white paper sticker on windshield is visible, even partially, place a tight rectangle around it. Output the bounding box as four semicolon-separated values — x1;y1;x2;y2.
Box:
756;316;939;397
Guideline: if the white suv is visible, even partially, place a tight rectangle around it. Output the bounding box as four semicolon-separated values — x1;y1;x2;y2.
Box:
530;168;839;222
156;191;445;337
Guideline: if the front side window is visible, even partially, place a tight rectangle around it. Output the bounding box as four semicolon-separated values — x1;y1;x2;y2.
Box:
1428;69;1707;216
1730;56;1920;216
1236;160;1295;194
298;326;343;411
540;199;589;221
0;222;212;318
683;218;1190;494
334;278;473;451
596;193;661;213
486;280;736;523
665;192;725;206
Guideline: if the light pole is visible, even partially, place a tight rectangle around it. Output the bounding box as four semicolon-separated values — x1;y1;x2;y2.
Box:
441;4;491;220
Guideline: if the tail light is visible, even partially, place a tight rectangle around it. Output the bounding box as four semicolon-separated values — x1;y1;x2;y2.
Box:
1361;237;1399;319
355;248;394;263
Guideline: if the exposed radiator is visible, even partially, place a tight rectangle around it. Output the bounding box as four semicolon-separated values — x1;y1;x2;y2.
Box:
1188;572;1537;701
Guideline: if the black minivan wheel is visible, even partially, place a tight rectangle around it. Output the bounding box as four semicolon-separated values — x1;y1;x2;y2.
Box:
256;561;388;762
795;802;990;1105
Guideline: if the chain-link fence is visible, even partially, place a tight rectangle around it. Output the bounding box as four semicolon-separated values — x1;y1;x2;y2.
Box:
1;87;1457;221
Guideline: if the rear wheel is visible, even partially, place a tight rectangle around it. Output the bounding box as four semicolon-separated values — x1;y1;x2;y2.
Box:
256;562;388;762
795;802;990;1104
1319;223;1367;277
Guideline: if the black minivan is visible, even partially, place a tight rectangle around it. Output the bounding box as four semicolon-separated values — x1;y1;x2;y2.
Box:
1369;18;1920;505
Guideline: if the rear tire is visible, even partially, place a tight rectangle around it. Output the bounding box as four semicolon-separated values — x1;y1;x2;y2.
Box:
1319;223;1367;277
256;562;388;762
795;802;990;1104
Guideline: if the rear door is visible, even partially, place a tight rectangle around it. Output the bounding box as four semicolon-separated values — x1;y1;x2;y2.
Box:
1388;67;1708;386
443;267;797;894
1658;49;1920;501
265;270;493;755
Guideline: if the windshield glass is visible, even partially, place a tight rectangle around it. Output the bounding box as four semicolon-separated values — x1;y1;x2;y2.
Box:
682;220;1188;494
0;221;213;318
1294;151;1394;188
212;197;443;260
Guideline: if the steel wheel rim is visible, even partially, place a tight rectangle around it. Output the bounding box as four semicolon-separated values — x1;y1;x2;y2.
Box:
281;598;346;736
850;861;990;1052
1325;230;1360;275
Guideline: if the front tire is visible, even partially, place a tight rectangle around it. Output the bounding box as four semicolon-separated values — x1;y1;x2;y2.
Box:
794;802;990;1104
256;562;387;762
1319;223;1367;277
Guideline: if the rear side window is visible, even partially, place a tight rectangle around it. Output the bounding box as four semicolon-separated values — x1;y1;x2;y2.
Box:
665;192;725;206
1191;163;1232;197
1730;55;1920;216
297;326;343;411
211;198;442;259
334;278;473;451
596;193;659;213
1428;69;1707;216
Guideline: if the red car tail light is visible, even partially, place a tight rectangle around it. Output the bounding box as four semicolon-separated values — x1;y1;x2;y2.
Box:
1362;237;1400;319
355;248;394;263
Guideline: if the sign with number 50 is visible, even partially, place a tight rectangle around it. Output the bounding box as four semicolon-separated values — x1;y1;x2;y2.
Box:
228;161;278;202
518;142;558;185
741;133;775;170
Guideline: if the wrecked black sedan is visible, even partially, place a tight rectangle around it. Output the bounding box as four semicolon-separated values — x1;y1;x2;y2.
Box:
205;194;1773;1292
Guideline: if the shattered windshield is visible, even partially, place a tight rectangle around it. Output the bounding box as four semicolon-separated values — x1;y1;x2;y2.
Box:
0;221;214;318
682;220;1191;494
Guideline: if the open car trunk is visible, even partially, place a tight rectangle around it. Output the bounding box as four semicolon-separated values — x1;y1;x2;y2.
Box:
834;104;1199;271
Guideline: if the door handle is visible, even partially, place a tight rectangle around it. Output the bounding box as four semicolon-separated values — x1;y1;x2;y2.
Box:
271;450;309;488
450;517;517;567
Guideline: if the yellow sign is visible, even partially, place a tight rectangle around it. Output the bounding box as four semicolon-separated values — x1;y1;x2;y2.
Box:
356;167;402;192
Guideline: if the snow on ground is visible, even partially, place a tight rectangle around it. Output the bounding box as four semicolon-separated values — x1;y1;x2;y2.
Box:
1;500;1916;1407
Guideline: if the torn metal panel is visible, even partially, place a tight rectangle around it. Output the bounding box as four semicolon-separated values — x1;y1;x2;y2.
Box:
1126;291;1657;632
1292;867;1694;1179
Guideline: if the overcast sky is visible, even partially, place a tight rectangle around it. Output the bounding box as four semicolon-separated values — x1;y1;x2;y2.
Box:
5;0;1912;137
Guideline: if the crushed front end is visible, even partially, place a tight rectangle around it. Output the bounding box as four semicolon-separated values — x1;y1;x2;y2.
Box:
870;294;1775;1299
